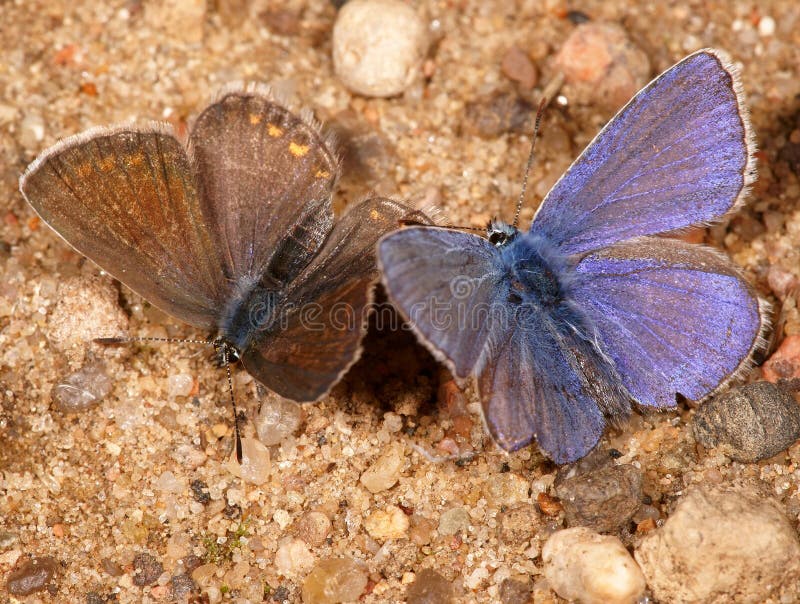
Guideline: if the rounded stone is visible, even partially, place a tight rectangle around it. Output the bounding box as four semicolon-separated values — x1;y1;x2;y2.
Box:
332;0;427;97
555;22;651;111
301;557;368;604
635;486;800;603
543;527;646;604
359;442;405;493
365;505;410;541
555;462;642;532
51;360;114;413
6;556;58;596
692;381;800;462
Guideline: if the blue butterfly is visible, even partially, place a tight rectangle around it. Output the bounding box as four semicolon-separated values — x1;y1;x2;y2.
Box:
378;49;767;463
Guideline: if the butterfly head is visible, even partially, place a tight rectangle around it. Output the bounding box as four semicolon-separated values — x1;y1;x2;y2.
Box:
487;220;519;247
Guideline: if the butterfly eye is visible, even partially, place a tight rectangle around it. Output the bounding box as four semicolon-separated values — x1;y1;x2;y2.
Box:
488;231;507;246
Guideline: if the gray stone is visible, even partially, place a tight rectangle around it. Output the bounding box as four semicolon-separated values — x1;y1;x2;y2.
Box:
555;458;642;533
692;381;800;462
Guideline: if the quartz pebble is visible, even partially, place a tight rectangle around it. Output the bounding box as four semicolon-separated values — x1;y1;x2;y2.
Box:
501;45;538;90
332;0;427;97
46;275;129;363
763;334;800;382
359;442;405;493
555;22;651;111
365;505;410;541
255;394;302;446
275;537;315;576
635;486;800;603
543;527;646;604
132;552;163;587
224;436;270;485
405;568;454;604
555;462;642;532
51;360;113;412
6;556;58;596
293;511;332;547
437;507;470;536
692;381;800;462
301;557;368;604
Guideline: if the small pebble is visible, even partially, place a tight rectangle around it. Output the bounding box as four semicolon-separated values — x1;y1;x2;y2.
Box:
484;472;530;507
51;360;113;412
293;511;332;547
498;503;541;546
332;0;427;97
275;538;315;577
132;552;163;587
501;45;538;90
692;381;800;462
19;113;45;149
360;442;405;493
437;507;470;536
763;335;800;382
167;373;194;398
190;479;211;504
555;22;651;111
499;577;533;604
758;15;776;36
543;527;646;604
6;556;58;596
301;557;368;604
224;436;270;485
170;573;196;599
555;462;642;532
463;92;533;139
365;505;410;541
405;568;454;604
255;393;302;446
45;275;129;363
143;0;205;43
636;486;800;602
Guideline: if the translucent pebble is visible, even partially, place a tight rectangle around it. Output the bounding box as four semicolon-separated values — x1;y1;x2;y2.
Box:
52;360;113;412
438;507;470;536
360;442;405;493
167;373;194;398
225;437;271;485
154;470;185;493
255;394;302;446
301;557;368;604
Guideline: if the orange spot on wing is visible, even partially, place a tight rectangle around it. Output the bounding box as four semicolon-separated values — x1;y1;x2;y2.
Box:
249;113;263;125
369;209;380;220
267;123;283;137
289;142;310;157
315;169;330;179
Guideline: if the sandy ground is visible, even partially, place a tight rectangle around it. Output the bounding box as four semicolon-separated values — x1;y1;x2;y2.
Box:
2;0;800;602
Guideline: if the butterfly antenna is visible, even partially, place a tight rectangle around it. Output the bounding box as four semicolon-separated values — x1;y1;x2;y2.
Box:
94;335;214;346
219;343;244;464
512;72;565;229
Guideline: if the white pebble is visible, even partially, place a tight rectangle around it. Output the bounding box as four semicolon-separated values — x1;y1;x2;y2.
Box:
543;527;646;604
224;437;270;485
758;16;776;36
332;0;427;97
167;373;194;398
274;537;315;576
